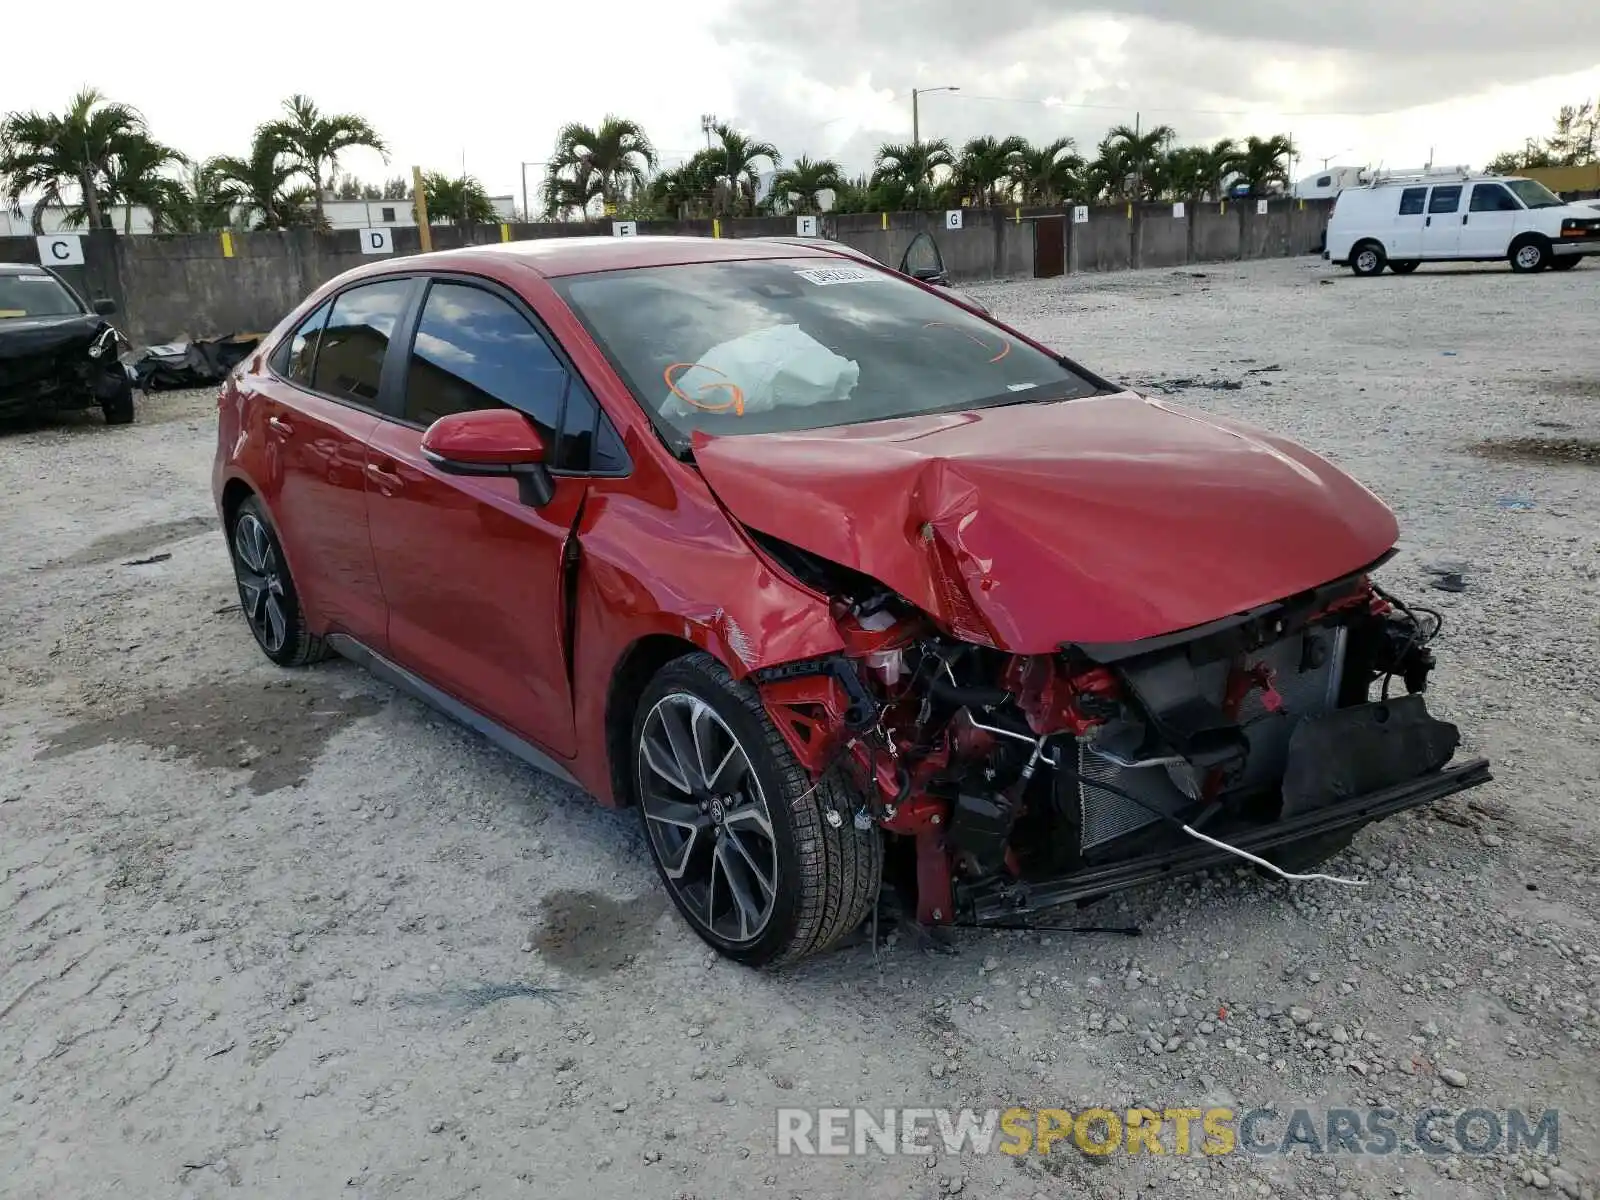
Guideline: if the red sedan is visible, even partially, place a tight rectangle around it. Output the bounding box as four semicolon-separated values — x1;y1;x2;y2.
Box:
214;235;1489;966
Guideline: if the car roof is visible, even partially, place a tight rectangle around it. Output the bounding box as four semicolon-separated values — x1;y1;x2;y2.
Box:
415;234;847;278
0;262;58;275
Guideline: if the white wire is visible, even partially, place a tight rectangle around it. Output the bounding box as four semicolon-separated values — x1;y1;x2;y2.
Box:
1180;825;1369;888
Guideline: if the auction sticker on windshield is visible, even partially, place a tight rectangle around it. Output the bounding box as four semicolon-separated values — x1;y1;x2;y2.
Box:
794;266;885;286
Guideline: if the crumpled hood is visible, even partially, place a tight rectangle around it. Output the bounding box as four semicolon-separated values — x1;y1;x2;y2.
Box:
0;313;104;363
693;393;1400;653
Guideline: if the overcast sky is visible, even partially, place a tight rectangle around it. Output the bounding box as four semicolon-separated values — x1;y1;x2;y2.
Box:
5;0;1597;208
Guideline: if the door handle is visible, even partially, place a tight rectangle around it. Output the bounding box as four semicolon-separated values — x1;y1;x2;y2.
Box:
266;415;294;436
1462;214;1469;224
1425;216;1432;227
365;461;404;491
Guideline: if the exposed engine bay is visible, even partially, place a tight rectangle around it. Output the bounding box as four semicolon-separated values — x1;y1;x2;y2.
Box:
748;534;1491;928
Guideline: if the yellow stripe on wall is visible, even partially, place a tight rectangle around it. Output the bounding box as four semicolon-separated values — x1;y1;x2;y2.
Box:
220;231;234;258
881;212;888;230
500;222;510;242
713;218;721;238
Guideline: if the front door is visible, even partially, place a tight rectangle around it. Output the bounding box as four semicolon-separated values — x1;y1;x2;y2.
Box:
1460;182;1523;258
1390;186;1428;258
364;278;589;758
1422;184;1464;258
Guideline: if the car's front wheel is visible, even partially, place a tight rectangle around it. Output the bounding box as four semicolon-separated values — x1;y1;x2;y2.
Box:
1350;241;1386;276
227;495;328;667
1509;236;1550;273
632;652;881;967
100;379;135;425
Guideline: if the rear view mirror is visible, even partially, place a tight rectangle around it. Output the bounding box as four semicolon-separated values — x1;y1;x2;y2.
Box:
92;298;117;316
421;409;554;507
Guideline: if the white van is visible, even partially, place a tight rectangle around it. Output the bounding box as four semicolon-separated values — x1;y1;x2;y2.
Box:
1324;174;1600;275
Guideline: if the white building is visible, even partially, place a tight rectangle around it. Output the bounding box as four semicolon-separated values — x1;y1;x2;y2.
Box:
0;195;516;236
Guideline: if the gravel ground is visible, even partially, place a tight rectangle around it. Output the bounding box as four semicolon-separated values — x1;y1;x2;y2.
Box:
3;256;1598;1200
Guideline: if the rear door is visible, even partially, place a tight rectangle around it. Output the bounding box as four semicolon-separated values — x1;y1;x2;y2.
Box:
1421;184;1463;258
249;279;416;649
1390;186;1428;257
363;275;625;758
1460;182;1523;258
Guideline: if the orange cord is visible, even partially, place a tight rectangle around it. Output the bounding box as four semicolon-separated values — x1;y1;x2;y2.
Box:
922;320;1011;363
664;362;747;416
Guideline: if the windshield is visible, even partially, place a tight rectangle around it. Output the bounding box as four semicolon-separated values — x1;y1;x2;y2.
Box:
0;271;81;319
552;257;1101;450
1506;179;1564;209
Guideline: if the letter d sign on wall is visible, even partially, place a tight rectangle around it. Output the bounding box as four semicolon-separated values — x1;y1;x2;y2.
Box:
359;227;394;255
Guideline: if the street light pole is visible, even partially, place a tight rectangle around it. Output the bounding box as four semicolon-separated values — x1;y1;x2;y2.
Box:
910;85;959;146
520;161;548;221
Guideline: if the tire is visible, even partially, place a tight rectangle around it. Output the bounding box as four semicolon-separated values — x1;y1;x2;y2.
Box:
1549;256;1581;272
1509;236;1550;273
632;652;881;967
1349;242;1386;276
100;380;135;425
226;495;329;667
1389;260;1420;274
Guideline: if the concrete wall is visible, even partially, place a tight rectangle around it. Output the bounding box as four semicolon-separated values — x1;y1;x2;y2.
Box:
1;200;1333;346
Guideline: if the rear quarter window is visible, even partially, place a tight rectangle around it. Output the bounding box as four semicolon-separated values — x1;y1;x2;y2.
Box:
1398;188;1427;216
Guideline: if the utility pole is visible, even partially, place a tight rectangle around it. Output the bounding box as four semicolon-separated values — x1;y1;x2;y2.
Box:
911;85;960;147
1133;111;1142;201
701;114;718;151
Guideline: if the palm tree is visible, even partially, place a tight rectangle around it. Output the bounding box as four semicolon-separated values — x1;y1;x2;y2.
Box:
542;116;656;217
258;94;387;228
769;155;842;214
97;134;187;233
710;123;779;216
1104;123;1177;199
422;172;498;225
872;140;954;210
0;87;150;232
952;135;1029;207
1012;137;1083;205
1197;138;1239;201
158;158;241;232
213;130;314;230
1231;134;1295;196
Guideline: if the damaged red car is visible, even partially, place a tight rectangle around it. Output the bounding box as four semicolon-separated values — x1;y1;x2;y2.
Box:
213;236;1491;966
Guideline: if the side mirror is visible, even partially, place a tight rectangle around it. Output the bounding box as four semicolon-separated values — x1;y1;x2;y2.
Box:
910;266;948;285
92;298;118;316
421;409;554;507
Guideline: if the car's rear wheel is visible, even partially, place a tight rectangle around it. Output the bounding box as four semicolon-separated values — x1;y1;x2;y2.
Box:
1549;256;1581;272
1389;260;1420;274
1350;242;1386;276
227;495;328;667
632;652;881;967
1509;236;1550;273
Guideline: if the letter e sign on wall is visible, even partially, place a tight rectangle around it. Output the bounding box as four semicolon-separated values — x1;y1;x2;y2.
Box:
359;227;394;255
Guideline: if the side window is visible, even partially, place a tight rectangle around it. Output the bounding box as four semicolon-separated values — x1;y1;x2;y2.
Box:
1397;187;1427;216
1427;186;1462;214
1316;175;1332;188
311;279;412;404
271;299;332;384
404;282;567;444
1469;184;1519;213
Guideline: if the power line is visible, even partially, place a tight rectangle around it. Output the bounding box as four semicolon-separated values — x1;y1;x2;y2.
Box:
945;91;1398;119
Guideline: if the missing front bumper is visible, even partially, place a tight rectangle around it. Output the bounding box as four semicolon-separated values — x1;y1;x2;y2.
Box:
959;756;1492;924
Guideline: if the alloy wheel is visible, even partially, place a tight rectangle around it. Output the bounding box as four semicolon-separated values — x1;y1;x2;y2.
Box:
233;513;289;655
637;692;779;945
1515;244;1542;270
1355;249;1379;274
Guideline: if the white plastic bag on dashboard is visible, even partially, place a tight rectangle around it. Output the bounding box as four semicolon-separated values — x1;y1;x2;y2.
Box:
662;323;859;419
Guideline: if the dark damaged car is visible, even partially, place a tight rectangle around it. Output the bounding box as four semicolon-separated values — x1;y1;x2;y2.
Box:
0;263;136;425
213;236;1491;967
